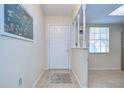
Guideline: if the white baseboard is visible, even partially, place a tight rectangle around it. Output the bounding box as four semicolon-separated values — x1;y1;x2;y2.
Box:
32;70;45;88
88;68;121;70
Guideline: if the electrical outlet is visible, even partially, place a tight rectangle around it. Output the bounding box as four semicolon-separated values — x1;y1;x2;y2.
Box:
19;77;22;86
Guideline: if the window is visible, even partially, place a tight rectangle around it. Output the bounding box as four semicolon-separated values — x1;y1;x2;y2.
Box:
89;27;109;53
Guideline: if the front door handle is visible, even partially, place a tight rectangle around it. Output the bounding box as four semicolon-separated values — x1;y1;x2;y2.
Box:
66;49;69;52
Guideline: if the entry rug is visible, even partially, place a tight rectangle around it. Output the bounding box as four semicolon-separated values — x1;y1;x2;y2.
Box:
48;73;72;83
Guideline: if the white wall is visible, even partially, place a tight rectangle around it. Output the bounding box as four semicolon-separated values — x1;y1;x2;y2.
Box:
0;4;46;87
71;48;88;87
45;16;72;69
88;24;124;70
45;16;73;24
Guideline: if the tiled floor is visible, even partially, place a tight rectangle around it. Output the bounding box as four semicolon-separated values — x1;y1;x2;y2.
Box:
88;70;124;88
36;70;124;88
36;69;80;88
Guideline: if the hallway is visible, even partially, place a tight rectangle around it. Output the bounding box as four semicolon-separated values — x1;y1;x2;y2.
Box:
1;4;124;88
36;70;80;88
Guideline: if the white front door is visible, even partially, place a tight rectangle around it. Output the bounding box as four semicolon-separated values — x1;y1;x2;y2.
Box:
48;24;70;69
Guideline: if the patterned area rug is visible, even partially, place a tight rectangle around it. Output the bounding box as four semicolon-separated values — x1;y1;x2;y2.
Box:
48;73;72;83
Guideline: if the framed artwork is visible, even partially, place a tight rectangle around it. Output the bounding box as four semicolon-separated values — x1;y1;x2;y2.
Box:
0;4;33;41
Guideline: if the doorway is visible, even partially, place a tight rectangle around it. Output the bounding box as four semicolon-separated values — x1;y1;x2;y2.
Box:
48;24;70;69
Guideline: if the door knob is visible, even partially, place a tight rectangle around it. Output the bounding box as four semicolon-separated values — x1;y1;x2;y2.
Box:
66;49;69;52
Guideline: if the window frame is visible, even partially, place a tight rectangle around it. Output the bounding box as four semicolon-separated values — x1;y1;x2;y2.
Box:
89;27;109;54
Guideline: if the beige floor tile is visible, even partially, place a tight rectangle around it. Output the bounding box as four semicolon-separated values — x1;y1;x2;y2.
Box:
36;69;80;88
36;70;124;88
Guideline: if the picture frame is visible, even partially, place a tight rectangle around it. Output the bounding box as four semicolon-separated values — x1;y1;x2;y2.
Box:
0;4;33;42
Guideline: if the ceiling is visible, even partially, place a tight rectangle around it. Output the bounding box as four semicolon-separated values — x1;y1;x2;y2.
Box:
86;4;124;24
41;4;76;16
41;4;124;24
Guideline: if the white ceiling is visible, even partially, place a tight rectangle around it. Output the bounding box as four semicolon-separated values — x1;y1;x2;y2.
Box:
41;4;76;16
42;4;124;24
86;4;124;24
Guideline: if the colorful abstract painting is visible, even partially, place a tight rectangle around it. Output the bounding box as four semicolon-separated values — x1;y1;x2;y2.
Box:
4;4;33;40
